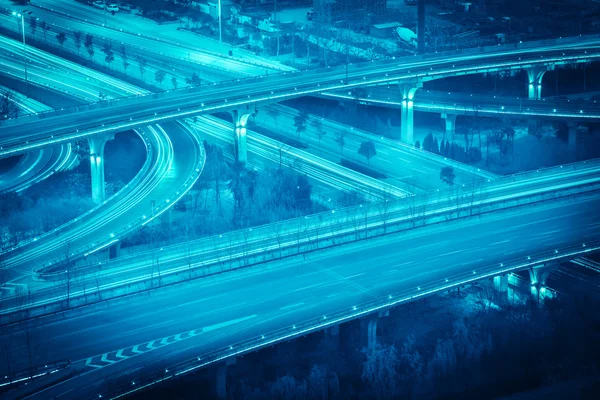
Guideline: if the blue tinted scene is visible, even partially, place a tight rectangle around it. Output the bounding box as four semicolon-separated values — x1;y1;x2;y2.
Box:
1;0;600;399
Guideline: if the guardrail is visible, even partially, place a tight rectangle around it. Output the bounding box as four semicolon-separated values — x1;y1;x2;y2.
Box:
30;157;600;278
35;122;205;270
0;359;71;389
2;168;599;324
0;129;154;258
91;239;600;400
2;43;599;157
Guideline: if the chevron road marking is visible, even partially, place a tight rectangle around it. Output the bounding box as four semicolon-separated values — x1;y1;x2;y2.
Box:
79;314;257;371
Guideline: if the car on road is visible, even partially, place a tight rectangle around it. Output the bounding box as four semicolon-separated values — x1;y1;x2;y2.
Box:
106;3;120;13
92;1;104;9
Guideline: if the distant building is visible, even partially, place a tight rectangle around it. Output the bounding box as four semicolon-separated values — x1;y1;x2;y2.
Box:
370;21;402;38
313;0;387;22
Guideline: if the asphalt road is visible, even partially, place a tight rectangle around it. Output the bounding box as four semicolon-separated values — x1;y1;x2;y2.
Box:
1;33;598;156
1;190;599;399
0;121;203;277
344;87;600;120
0;87;75;194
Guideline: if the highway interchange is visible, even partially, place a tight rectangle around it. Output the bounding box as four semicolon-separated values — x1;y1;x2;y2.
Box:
0;1;600;397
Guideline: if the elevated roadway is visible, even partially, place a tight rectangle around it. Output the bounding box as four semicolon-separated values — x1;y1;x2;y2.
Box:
1;181;598;399
322;87;600;120
1;34;599;157
2;158;599;319
0;89;75;194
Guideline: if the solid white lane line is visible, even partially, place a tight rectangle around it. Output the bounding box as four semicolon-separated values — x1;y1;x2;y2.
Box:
279;302;305;310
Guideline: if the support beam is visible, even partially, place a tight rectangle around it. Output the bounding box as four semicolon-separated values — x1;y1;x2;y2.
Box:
215;357;236;399
567;122;578;152
109;241;121;259
528;119;542;136
441;113;457;141
400;83;422;145
88;134;114;204
528;264;559;305
493;274;509;304
231;109;254;164
325;324;340;349
527;67;547;100
361;310;389;350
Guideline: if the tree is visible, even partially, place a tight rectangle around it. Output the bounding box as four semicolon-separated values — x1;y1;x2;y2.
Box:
267;108;280;131
154;70;166;87
171;75;178;90
414;140;421;149
186;72;201;87
137;56;147;77
358;140;377;165
29;16;37;37
40;21;51;43
295;174;312;211
118;45;128;72
0;90;20;120
362;345;401;399
55;32;67;50
293;110;309;139
73;31;82;56
84;34;94;60
422;132;439;153
312;119;326;146
335;131;346;154
440;166;456;186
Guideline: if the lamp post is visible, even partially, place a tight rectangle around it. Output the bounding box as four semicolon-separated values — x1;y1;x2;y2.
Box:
218;0;222;44
13;10;32;98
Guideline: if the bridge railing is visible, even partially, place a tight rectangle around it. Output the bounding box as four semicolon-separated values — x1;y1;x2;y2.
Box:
28;124;206;271
2;166;598;323
89;238;600;400
0;129;155;258
30;157;600;277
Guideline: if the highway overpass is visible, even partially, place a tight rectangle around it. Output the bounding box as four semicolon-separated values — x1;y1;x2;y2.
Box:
1;178;598;399
1;34;599;159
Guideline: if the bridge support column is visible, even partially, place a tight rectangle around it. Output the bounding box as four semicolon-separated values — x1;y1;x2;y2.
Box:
493;274;509;304
528;263;559;305
88;134;115;204
361;310;389;350
215;357;236;399
325;324;340;349
400;83;422;145
232;109;255;164
441;113;457;141
567;122;578;152
109;241;121;259
528;119;542;136
527;67;547;100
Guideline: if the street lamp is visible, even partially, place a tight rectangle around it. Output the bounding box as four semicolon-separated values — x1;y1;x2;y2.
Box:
218;0;222;44
12;10;32;98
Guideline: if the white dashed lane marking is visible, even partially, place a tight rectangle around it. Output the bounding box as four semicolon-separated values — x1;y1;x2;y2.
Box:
83;315;257;370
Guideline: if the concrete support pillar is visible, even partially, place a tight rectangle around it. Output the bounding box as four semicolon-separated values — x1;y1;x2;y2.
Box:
325;324;340;349
232;109;254;164
400;83;422;145
361;310;389;350
527;67;547;100
528;264;559;305
528;119;542;136
215;357;236;399
567;122;578;152
88;134;114;204
493;274;509;304
441;113;457;141
109;241;121;259
493;274;508;292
